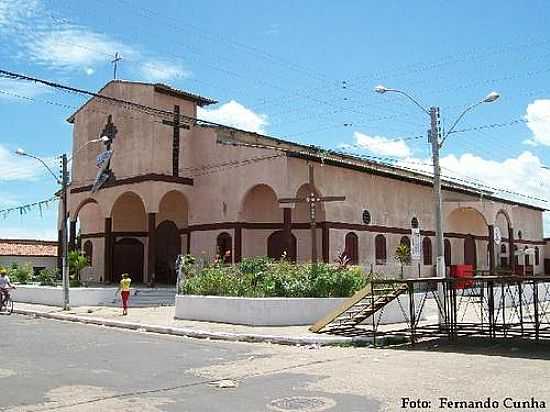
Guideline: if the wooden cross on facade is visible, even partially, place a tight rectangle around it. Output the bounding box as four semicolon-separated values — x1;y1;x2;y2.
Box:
101;115;117;150
279;164;346;264
162;105;190;177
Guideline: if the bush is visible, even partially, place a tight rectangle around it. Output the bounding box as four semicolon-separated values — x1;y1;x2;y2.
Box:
37;268;58;286
8;263;33;284
181;256;369;298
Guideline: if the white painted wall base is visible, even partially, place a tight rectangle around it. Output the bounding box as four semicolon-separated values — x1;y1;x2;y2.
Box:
175;294;432;326
12;285;119;307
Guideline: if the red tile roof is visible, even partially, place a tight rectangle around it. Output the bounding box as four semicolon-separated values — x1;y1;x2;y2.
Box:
0;239;58;257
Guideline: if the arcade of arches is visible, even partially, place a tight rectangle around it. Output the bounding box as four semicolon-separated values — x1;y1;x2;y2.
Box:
68;186;545;284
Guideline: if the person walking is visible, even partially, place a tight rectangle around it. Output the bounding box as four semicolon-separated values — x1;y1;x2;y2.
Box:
118;273;131;315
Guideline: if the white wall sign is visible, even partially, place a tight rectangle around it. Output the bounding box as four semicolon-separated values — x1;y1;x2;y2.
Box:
411;227;421;260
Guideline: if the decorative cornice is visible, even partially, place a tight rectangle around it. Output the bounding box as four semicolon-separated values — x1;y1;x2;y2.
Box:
70;173;193;194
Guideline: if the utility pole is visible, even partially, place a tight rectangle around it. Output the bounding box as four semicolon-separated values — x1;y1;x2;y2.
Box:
429;107;445;278
60;154;70;310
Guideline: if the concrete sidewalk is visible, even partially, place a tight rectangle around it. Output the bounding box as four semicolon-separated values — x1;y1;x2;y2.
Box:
13;303;373;346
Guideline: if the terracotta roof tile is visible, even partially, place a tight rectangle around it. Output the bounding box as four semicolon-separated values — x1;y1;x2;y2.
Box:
0;239;58;257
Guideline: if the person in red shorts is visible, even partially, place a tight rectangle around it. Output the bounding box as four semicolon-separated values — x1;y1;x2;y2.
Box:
117;273;131;315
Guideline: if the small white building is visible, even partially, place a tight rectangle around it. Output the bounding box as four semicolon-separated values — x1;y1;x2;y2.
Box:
0;239;58;274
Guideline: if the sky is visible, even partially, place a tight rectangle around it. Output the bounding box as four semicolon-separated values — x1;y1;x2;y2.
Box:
1;0;550;239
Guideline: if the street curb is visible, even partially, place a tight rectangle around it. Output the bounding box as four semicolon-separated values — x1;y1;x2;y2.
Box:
13;309;373;347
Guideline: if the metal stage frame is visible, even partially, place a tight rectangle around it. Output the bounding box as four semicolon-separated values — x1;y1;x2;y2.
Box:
323;276;550;344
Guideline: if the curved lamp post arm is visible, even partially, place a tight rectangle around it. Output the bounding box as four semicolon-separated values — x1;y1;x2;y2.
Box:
390;89;431;116
441;92;500;146
68;136;110;163
16;151;61;184
440;101;483;146
375;86;430;116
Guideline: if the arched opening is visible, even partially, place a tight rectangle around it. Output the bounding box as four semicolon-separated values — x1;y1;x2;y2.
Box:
111;192;147;283
464;235;477;268
155;221;181;284
375;234;386;265
344;232;359;265
535;246;540;266
525;246;531;267
500;243;508;268
496;210;511;270
72;200;103;280
268;231;297;261
240;184;283;258
423;237;432;265
411;217;419;228
400;236;411;265
155;191;189;284
113;238;144;283
444;239;452;267
83;240;93;267
447;207;487;270
217;232;233;264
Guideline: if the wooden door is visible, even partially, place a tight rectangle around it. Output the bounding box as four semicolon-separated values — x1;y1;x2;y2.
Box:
155;221;181;285
113;238;144;284
464;235;477;269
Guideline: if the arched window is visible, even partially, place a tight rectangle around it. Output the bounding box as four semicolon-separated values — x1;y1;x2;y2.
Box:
83;240;93;267
344;232;359;265
375;234;386;265
535;247;540;266
444;239;451;267
525;246;531;267
500;243;508;268
423;237;432;265
216;232;232;264
411;217;419;229
514;245;519;267
518;230;523;240
400;236;411;264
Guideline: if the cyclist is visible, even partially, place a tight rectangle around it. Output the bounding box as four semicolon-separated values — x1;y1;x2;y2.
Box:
0;268;15;308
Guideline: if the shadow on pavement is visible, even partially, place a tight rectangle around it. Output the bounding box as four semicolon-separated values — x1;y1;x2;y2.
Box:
388;336;550;360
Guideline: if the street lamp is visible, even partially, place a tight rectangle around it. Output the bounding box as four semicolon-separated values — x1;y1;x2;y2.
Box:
15;137;109;310
374;86;500;279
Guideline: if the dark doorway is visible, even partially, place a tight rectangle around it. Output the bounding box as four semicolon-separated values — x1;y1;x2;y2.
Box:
344;232;359;265
113;238;144;283
268;230;297;261
217;232;233;263
155;220;181;285
464;235;477;269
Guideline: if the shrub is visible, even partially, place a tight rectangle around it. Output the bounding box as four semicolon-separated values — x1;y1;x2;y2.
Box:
181;257;369;298
8;263;33;284
37;268;58;286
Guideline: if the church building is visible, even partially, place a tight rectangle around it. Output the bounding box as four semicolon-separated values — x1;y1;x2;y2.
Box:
63;80;546;284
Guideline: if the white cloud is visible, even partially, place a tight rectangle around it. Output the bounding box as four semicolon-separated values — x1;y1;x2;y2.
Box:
0;226;58;240
140;61;191;82
26;29;135;69
525;99;550;146
0;144;56;181
198;100;268;133
0;78;50;100
352;131;412;158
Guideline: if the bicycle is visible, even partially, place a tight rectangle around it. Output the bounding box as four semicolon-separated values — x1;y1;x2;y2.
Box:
0;290;14;314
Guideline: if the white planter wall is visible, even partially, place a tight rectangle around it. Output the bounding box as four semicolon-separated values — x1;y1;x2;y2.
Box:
175;294;433;326
12;285;119;307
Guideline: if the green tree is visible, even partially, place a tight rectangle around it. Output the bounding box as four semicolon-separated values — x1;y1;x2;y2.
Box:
68;250;89;283
394;244;411;279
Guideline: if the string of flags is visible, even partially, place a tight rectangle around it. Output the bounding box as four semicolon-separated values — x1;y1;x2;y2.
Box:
0;196;58;220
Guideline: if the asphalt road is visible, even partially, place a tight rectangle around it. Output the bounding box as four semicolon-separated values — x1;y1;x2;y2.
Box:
1;314;376;412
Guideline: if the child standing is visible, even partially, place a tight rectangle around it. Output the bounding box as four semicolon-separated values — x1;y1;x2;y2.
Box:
118;273;131;315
